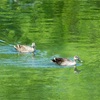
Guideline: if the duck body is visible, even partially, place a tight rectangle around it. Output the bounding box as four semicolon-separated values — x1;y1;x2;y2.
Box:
52;56;82;66
14;43;35;53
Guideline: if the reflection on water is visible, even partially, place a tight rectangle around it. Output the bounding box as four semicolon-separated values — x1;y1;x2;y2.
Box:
0;0;100;100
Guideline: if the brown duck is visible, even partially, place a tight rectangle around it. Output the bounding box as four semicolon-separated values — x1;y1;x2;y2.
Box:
14;43;35;53
51;56;82;66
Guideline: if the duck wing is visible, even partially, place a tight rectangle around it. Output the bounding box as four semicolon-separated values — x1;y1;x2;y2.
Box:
14;45;29;52
54;58;67;65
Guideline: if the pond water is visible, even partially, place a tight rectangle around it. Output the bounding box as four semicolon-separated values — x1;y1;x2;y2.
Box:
0;0;100;100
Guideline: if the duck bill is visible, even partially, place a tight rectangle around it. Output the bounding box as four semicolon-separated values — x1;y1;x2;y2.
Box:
78;58;83;62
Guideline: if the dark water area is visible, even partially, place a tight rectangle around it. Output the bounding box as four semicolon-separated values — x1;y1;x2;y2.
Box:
0;0;100;100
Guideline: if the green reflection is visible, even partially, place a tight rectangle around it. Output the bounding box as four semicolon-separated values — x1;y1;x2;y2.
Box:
0;0;100;100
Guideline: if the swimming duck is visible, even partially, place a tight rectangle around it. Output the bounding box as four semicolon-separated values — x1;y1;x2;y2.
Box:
51;56;82;66
14;43;35;53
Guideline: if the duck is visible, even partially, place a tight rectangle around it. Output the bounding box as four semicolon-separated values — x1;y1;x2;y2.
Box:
51;56;82;66
14;43;35;53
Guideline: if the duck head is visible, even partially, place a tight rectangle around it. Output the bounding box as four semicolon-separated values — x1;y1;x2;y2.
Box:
74;56;83;62
32;43;35;48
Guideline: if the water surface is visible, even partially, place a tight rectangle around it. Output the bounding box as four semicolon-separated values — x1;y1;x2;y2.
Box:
0;0;100;100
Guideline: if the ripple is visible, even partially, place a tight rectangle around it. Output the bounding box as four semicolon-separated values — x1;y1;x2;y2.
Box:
0;45;82;68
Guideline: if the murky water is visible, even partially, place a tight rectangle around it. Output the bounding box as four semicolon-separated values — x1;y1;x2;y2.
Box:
0;0;100;100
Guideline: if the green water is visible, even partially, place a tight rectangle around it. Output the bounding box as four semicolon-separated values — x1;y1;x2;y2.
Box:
0;0;100;100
